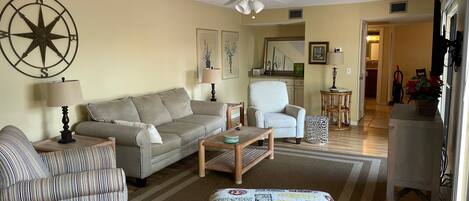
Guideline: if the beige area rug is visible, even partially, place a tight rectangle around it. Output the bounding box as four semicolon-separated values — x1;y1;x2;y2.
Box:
128;146;387;201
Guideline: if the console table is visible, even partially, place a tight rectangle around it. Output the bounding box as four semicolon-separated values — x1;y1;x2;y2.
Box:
387;104;443;201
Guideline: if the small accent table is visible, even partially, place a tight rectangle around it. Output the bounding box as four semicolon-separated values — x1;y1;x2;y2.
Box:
320;89;352;130
198;126;274;184
226;102;245;129
34;134;115;153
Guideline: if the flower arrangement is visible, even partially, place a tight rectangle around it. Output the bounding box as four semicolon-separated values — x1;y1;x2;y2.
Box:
406;75;443;102
406;75;443;116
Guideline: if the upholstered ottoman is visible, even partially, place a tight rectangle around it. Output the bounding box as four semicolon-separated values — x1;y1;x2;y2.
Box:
305;115;329;144
210;189;334;201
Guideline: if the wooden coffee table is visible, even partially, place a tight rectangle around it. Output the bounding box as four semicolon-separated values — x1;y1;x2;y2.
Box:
198;126;274;184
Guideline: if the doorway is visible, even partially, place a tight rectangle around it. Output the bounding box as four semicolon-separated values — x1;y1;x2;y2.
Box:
358;22;387;120
365;29;383;101
361;26;388;128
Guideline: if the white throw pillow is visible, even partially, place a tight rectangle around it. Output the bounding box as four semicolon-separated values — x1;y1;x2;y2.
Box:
112;120;163;144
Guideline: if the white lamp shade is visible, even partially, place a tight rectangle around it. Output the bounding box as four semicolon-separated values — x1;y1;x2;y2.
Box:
252;1;264;14
202;68;221;84
327;52;344;66
235;0;251;15
47;80;84;107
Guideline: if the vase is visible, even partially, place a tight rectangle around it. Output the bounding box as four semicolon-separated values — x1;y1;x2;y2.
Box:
416;100;438;116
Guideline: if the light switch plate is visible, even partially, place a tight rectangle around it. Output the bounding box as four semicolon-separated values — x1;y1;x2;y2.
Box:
347;68;352;75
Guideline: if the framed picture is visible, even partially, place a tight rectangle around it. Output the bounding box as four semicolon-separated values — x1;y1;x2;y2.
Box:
196;28;219;82
308;42;329;64
221;31;239;79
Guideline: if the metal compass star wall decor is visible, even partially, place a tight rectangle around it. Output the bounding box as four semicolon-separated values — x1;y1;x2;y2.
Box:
0;0;78;78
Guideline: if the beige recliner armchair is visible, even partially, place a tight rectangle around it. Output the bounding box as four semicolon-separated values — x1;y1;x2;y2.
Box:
248;81;306;144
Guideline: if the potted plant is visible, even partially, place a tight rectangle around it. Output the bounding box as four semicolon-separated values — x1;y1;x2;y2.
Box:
405;75;443;116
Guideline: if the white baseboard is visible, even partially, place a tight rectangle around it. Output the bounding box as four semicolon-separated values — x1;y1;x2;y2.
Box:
351;121;358;126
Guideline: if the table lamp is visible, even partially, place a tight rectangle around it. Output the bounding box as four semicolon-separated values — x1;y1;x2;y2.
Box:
202;68;221;102
327;50;344;89
47;77;84;144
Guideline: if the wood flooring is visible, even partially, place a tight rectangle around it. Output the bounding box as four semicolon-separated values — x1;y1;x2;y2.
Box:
279;98;390;158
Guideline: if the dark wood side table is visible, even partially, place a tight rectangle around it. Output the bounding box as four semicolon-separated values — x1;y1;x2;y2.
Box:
34;134;115;153
226;102;245;130
320;90;352;131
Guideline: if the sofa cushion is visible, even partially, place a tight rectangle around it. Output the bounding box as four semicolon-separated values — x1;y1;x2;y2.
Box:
132;94;172;126
0;126;51;188
157;122;204;145
87;97;140;123
176;115;224;134
158;88;193;119
151;133;181;156
112;120;162;144
264;113;297;128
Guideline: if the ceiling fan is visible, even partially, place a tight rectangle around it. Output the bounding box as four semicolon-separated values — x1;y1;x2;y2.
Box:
224;0;265;16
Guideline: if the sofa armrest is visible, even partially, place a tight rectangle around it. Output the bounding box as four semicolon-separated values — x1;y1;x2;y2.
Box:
39;145;116;176
286;104;306;138
247;106;265;128
190;100;227;117
1;169;126;201
75;121;150;147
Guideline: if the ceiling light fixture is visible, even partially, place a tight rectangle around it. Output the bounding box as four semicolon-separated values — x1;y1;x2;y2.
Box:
235;0;264;18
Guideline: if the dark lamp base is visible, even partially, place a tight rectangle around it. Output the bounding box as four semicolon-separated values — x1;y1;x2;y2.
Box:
58;137;76;144
58;130;76;144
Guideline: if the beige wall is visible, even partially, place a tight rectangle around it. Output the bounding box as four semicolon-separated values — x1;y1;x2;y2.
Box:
252;24;305;68
392;21;434;100
0;0;254;142
381;26;392;104
243;0;433;123
303;4;362;118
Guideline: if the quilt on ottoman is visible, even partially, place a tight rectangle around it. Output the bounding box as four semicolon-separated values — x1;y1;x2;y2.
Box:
210;189;334;201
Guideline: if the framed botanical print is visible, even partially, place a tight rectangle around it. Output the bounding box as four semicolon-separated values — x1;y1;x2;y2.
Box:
196;28;219;82
221;31;239;79
308;42;329;64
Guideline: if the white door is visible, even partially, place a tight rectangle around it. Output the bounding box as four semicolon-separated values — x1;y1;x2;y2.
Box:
358;20;368;120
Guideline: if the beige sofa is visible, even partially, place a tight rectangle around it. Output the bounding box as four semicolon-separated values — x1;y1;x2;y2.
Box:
76;88;227;186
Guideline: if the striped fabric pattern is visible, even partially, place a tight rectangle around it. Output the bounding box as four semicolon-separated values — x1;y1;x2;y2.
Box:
0;126;51;189
1;168;127;201
62;190;128;201
40;145;116;176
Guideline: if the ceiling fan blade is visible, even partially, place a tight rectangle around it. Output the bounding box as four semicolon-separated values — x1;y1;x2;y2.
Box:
224;0;239;5
273;0;293;4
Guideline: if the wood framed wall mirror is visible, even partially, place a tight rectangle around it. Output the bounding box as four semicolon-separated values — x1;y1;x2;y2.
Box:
263;37;305;75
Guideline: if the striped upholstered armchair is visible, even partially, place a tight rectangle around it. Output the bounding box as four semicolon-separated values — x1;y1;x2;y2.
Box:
0;126;128;201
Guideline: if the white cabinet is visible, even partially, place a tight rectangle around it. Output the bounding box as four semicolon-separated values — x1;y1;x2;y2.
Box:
294;85;304;106
387;104;442;201
249;76;304;107
287;85;294;104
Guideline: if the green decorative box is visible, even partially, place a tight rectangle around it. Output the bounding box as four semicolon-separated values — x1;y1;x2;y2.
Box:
294;63;304;76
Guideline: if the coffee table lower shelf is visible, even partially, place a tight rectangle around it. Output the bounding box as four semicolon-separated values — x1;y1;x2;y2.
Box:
206;147;271;174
